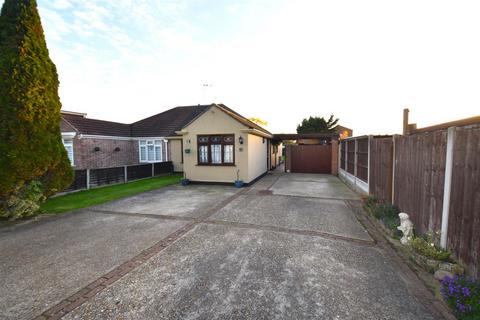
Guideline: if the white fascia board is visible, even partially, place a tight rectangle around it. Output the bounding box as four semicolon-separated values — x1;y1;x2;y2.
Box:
174;130;188;135
61;132;77;139
79;134;166;141
240;129;273;139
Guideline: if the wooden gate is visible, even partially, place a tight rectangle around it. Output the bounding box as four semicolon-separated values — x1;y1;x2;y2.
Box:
290;145;332;173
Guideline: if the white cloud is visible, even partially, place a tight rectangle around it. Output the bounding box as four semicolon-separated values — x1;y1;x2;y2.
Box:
34;0;480;135
51;0;72;10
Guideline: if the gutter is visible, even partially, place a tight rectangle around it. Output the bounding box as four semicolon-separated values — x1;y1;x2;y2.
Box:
240;128;273;139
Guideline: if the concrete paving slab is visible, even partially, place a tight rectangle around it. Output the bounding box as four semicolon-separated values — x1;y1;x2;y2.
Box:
0;210;187;320
95;185;239;218
65;224;436;320
271;174;360;200
279;173;343;183
210;194;372;241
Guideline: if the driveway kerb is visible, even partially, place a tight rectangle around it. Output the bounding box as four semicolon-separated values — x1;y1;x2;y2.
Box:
344;200;455;320
33;187;249;320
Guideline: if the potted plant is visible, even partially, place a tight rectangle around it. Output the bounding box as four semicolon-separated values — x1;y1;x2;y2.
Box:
181;173;189;186
234;169;244;188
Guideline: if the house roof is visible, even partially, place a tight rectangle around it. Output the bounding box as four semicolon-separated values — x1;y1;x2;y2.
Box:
273;133;339;141
61;103;270;138
60;118;77;132
214;104;271;135
130;105;211;137
61;113;132;136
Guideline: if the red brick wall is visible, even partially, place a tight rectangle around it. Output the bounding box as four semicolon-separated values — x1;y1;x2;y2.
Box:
72;137;139;170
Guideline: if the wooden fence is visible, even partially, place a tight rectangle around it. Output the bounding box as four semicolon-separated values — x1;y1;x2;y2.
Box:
354;123;480;278
369;137;393;202
64;161;174;192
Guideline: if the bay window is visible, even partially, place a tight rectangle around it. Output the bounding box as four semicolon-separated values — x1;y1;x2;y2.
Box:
62;139;74;165
197;135;235;165
139;139;163;162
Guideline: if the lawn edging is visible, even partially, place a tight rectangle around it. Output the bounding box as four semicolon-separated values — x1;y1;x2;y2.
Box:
40;174;182;214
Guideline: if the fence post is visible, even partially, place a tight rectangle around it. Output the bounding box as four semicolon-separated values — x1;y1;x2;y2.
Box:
367;135;372;193
345;139;348;172
391;135;396;203
354;138;358;177
152;163;155;177
86;169;90;190
124;165;128;183
440;127;455;249
338;140;342;172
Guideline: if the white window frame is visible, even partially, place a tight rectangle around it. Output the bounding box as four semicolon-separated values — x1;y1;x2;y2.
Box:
139;139;164;163
62;139;74;166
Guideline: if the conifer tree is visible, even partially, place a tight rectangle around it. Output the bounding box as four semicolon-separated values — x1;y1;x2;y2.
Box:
296;115;340;134
0;0;73;219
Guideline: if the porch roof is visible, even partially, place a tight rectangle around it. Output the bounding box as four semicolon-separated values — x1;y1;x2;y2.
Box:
272;133;339;141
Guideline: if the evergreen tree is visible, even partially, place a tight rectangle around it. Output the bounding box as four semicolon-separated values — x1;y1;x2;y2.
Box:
296;115;339;134
0;0;73;219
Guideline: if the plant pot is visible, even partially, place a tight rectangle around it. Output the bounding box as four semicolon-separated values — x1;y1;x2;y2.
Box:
234;180;244;188
181;178;190;186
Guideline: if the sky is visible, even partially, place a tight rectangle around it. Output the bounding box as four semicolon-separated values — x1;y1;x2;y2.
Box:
5;0;480;135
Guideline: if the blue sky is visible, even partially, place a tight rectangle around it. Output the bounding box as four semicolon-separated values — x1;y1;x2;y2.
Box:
3;0;480;134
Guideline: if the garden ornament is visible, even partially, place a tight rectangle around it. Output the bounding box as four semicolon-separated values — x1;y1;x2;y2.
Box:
397;212;414;245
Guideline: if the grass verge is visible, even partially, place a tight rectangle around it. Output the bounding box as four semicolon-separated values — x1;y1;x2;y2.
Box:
40;174;182;214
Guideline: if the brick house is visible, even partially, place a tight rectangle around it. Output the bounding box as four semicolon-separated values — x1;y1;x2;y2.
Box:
61;104;276;184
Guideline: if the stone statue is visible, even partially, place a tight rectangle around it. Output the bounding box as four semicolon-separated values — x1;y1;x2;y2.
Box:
397;212;414;245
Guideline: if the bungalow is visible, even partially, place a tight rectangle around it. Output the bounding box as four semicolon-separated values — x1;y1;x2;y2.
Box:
61;104;276;185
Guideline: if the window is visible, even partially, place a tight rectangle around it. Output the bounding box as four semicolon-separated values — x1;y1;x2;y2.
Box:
197;135;235;165
62;139;74;165
224;145;234;163
139;139;163;162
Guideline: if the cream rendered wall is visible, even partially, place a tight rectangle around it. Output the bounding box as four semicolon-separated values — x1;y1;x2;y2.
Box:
247;134;268;182
181;106;250;183
169;139;183;172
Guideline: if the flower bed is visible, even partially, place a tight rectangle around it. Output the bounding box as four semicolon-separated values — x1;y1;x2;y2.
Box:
363;195;402;238
441;275;480;319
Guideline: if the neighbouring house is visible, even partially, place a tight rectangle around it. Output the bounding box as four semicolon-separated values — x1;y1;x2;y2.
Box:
61;104;276;185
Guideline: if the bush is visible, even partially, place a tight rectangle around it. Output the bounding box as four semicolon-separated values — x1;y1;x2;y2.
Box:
363;195;377;210
1;181;45;220
0;0;73;219
365;198;401;234
441;275;480;319
411;233;451;261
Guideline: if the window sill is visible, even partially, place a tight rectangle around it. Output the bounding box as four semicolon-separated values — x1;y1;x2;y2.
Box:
196;163;236;167
139;161;165;163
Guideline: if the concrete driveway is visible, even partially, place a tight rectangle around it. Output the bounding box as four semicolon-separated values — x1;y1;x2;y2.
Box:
0;170;445;320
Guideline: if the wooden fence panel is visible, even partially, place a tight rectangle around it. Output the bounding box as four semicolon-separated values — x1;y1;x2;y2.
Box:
340;141;346;170
127;164;153;180
369;138;393;202
393;131;447;235
356;138;369;182
65;170;87;191
448;125;480;278
347;140;355;174
154;161;174;176
90;167;125;187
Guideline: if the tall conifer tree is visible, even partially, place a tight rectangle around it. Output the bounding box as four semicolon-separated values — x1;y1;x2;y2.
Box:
0;0;73;218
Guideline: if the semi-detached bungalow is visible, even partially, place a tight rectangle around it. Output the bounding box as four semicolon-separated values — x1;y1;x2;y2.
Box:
61;104;279;185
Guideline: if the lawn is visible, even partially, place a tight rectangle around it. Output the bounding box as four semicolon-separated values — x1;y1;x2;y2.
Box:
41;174;182;214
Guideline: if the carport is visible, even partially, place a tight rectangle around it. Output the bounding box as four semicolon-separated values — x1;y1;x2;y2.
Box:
273;133;339;174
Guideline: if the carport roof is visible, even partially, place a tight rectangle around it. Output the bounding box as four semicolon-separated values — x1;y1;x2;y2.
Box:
273;133;339;141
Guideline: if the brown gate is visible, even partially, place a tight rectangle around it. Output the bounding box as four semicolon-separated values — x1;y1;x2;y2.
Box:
290;145;332;173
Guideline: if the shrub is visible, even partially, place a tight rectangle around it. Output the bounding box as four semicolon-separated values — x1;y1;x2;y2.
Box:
441;275;480;319
0;0;73;219
367;200;401;233
411;233;451;261
2;181;45;220
363;195;378;210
